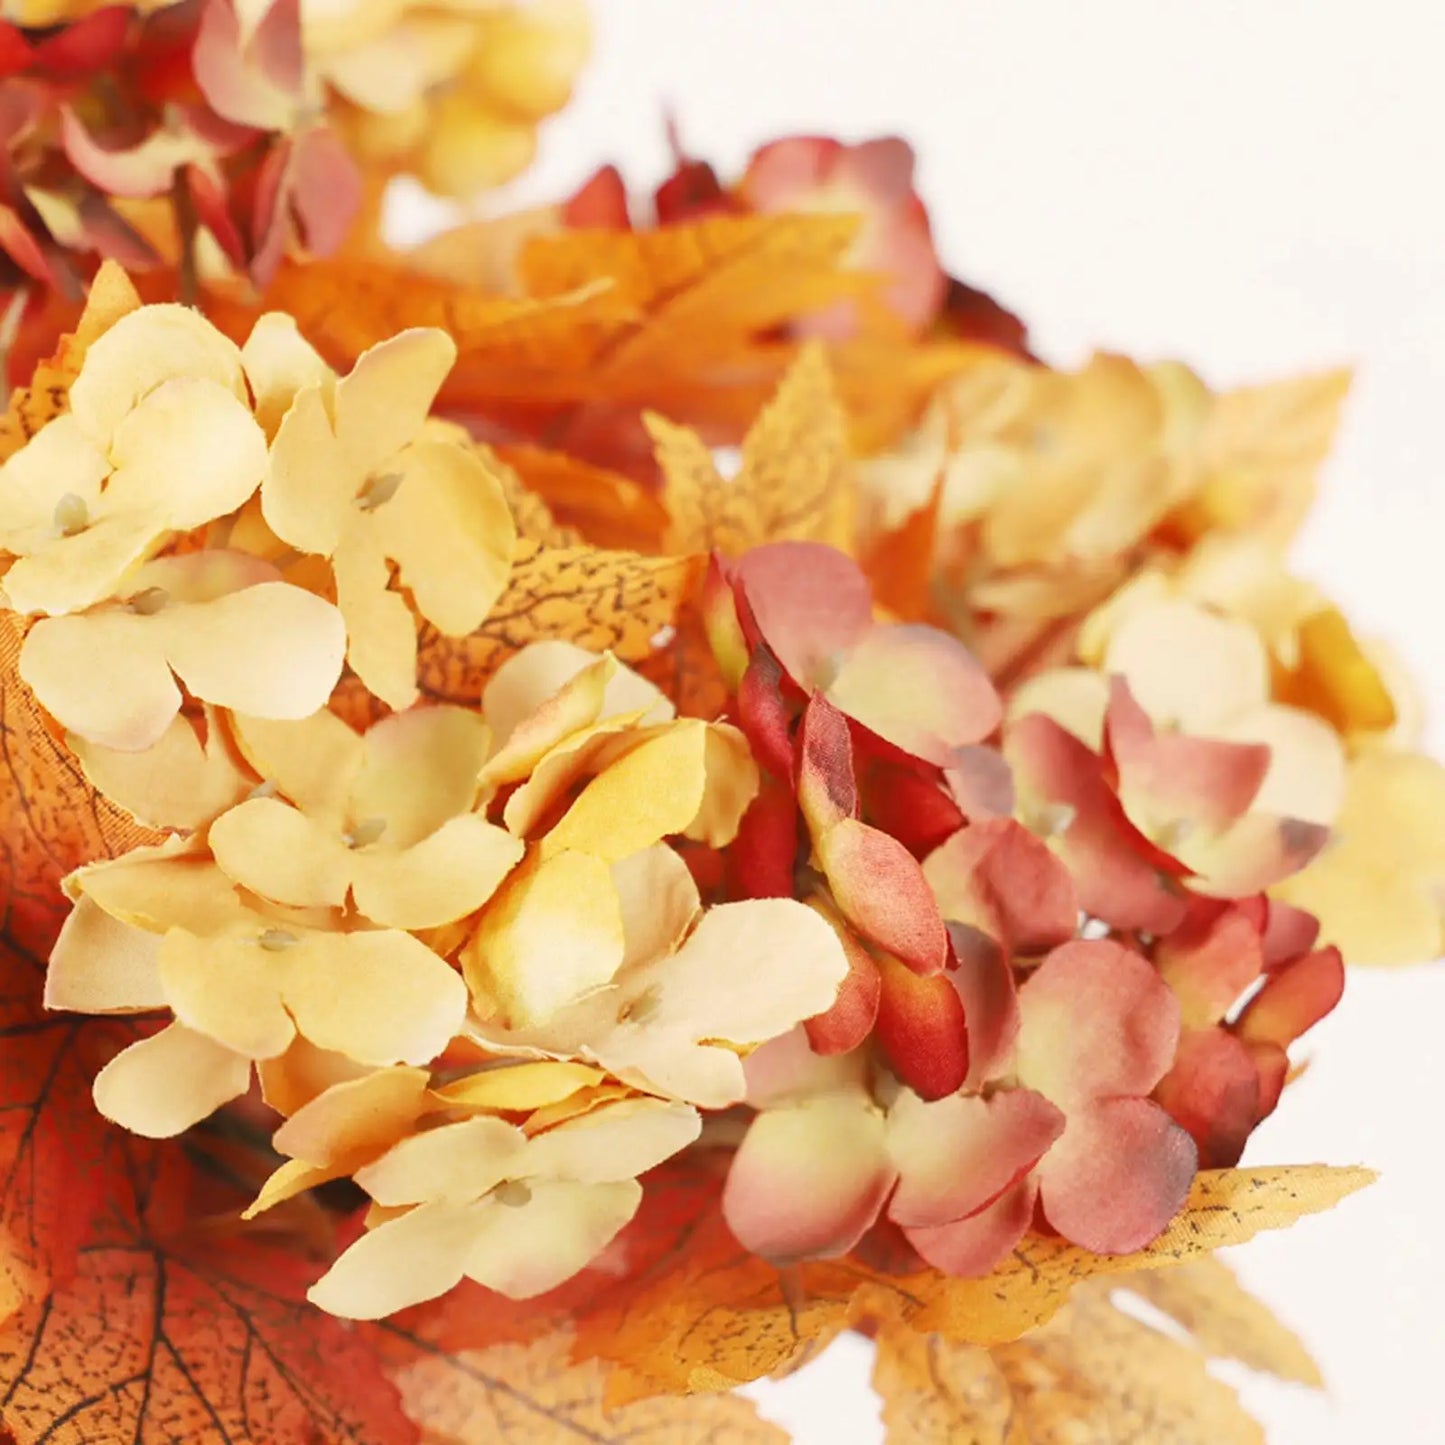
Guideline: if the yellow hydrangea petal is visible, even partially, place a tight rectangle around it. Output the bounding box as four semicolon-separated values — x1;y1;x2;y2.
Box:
241;313;334;440
464;850;624;1030
354;1116;528;1206
158;928;296;1059
1006;666;1110;749
72;849;247;935
272;1066;432;1168
373;439;515;636
0;414;108;551
92;1023;252;1139
70;710;251;832
308;1200;480;1320
263;386;359;556
1214;702;1346;826
687;722;760;847
481;644;616;762
350;814;524;930
230;708;366;821
283;930;467;1066
67;305;247;447
333;530;420;711
1103;599;1269;731
430;1060;606;1114
541;722;710;862
20;609;181;751
351;705;492;847
159;581;348;722
334;329;457;476
243;1159;341;1219
463;1179;641;1300
520;1097;700;1184
45;897;166;1013
612;844;700;971
3;509;170;618
105;378;266;529
209;796;355;909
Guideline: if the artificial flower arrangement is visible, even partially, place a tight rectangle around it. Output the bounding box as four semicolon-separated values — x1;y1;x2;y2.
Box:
0;4;1439;1442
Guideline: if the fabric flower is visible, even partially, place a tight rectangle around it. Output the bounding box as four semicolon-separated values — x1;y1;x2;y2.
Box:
726;939;1194;1275
0;305;267;616
47;846;467;1137
308;1093;699;1318
1153;897;1344;1165
1273;750;1445;966
210;705;523;929
263;327;516;708
18;550;346;752
468;842;850;1108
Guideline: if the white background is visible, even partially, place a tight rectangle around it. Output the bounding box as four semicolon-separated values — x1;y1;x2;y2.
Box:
395;2;1445;1438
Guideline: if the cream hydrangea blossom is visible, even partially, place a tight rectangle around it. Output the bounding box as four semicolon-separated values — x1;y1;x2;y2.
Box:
210;705;523;929
46;845;467;1137
262;327;516;708
307;1092;701;1318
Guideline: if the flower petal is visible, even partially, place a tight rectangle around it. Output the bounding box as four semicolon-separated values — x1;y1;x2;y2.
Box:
106;377;266;529
1153;1027;1262;1169
374;439;515;635
612;843;700;971
1037;1097;1198;1253
949;929;1019;1090
351;705;493;847
354;1116;529;1206
162;581;346;720
158;929;295;1059
802;897;882;1056
335;329;456;477
874;950;969;1101
887;1087;1065;1229
92;1023;252;1138
333;530;423;711
70;710;251;831
46;897;165;1013
1237;946;1345;1047
272;1066;432;1168
68;304;247;447
230;708;365;819
284;930;468;1066
1016;939;1181;1105
1154;903;1264;1029
826;624;1002;762
308;1200;478;1319
263;385;357;555
542;722;710;862
734;541;874;686
20;610;179;751
905;1177;1037;1277
464;1179;641;1299
817;817;948;975
431;1061;606;1114
209;797;354;909
241;312;333;440
464;849;624;1030
521;1097;701;1184
723;1094;893;1262
352;816;524;930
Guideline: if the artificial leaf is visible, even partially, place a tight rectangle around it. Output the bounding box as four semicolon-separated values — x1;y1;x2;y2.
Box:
0;1144;417;1445
461;1153;1368;1403
371;1314;784;1445
415;540;704;705
0;613;160;1314
873;1287;1266;1444
1114;1256;1322;1387
651;343;852;556
861;474;945;623
495;443;668;551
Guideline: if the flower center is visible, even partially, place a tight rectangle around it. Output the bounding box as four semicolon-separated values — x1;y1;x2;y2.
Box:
494;1180;532;1208
257;928;301;952
53;493;90;536
356;471;403;511
127;587;170;616
344;816;388;849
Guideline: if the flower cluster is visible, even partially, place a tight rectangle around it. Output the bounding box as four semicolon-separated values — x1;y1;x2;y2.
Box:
0;16;1430;1441
0;0;585;297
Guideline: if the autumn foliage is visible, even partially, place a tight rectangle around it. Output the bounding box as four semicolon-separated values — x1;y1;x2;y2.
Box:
0;6;1434;1443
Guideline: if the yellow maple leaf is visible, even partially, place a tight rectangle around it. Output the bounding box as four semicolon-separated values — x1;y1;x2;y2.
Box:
649;343;852;556
573;1163;1370;1403
1115;1257;1322;1387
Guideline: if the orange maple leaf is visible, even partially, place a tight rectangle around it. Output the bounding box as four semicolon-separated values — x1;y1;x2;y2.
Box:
0;1145;418;1445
